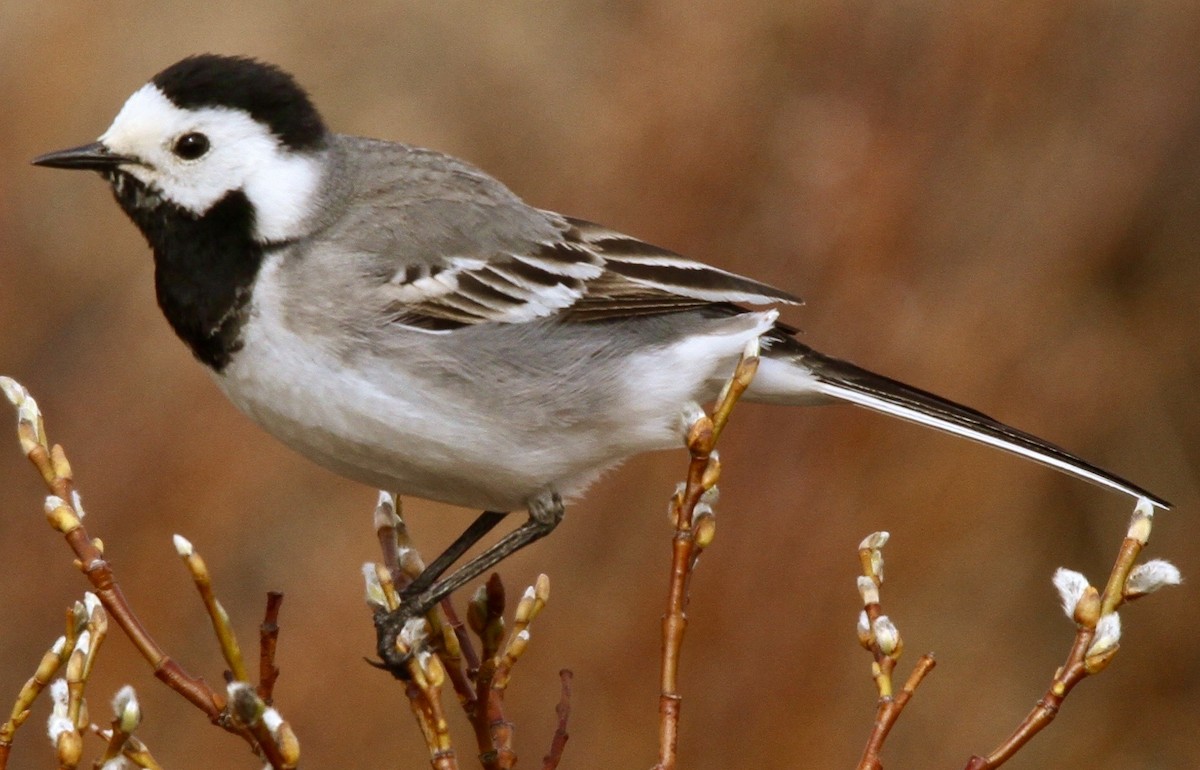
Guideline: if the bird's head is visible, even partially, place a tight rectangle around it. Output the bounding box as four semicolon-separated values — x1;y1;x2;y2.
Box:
34;54;328;243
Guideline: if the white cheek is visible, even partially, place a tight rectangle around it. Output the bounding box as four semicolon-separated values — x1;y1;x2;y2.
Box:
150;138;322;243
153;150;244;215
99;83;323;242
243;151;322;242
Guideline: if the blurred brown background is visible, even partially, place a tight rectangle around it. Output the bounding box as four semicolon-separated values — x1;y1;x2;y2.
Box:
1;2;1197;768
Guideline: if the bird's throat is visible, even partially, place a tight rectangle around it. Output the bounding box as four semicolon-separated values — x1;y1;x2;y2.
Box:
110;172;264;371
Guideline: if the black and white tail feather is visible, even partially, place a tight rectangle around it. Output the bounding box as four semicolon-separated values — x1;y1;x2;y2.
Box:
775;339;1169;507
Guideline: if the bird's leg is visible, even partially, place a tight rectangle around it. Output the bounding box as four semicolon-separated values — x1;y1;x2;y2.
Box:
401;509;509;597
376;492;566;675
407;496;563;608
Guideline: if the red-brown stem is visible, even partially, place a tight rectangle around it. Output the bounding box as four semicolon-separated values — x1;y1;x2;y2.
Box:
654;449;711;770
856;654;936;770
487;690;518;770
244;715;291;770
967;629;1094;769
441;599;481;678
478;661;515;770
257;592;284;703
1100;536;1144;616
967;511;1148;769
655;529;692;770
540;669;573;770
437;599;484;726
63;517;226;720
652;354;755;770
466;575;510;770
472;727;501;770
455;657;495;770
20;444;265;754
405;679;459;770
654;691;683;770
377;518;404;588
485;644;521;769
430;751;459;770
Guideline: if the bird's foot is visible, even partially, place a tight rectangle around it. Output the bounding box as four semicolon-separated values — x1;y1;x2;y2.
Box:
371;594;433;679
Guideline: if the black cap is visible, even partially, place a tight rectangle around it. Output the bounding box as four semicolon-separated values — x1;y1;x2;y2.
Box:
152;54;328;151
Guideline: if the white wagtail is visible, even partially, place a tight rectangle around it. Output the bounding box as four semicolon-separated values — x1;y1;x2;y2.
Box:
34;55;1168;641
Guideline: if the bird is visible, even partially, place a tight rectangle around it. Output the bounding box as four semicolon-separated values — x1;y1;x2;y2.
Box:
33;54;1169;639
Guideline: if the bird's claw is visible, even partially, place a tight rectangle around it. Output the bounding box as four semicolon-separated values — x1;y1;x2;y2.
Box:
372;601;423;679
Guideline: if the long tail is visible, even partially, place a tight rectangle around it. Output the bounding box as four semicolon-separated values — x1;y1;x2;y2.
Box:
765;341;1171;508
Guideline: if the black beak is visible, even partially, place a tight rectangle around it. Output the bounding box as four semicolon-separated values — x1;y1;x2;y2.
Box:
32;142;137;171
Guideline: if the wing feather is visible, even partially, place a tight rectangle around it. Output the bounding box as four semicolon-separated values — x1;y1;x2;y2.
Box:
382;214;800;331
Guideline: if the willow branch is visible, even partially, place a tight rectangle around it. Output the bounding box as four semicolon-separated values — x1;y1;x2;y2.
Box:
653;340;759;770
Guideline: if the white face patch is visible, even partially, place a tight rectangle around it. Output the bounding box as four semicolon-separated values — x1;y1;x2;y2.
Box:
98;84;323;242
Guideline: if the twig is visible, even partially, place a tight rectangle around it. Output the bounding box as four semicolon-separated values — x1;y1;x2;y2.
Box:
258;592;284;703
374;491;407;586
0;629;69;769
0;379;228;726
377;492;493;731
406;630;458;770
93;684;163;769
437;600;481;713
487;575;550;770
46;497;221;715
174;535;250;683
43;602;107;770
377;491;497;767
653;340;760;770
365;560;460;769
540;669;573;770
227;683;300;770
91;722;164;770
2;377;303;767
857;655;936;770
48;674;82;769
854;532;936;770
365;499;562;770
964;498;1178;769
471;575;512;770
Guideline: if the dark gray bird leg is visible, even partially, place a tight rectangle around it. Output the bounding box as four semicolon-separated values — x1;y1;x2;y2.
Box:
400;509;509;598
375;492;565;675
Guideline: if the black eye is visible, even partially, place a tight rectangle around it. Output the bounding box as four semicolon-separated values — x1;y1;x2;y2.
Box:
172;132;210;160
